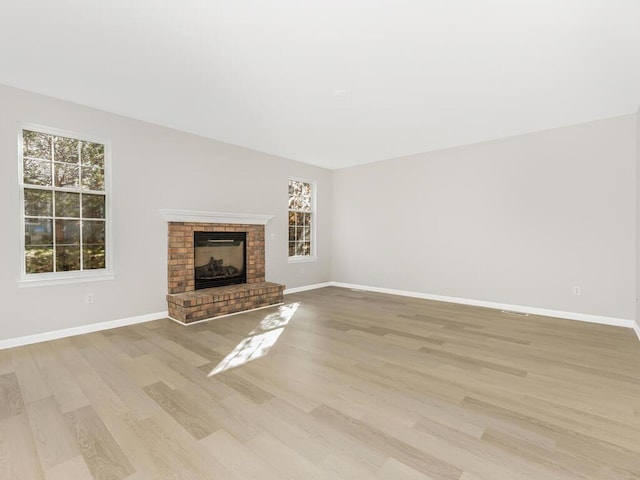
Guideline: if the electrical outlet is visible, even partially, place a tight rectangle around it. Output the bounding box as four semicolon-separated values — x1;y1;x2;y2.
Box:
573;286;581;296
86;293;94;304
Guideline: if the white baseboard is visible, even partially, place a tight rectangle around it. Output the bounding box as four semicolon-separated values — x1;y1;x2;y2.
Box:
329;282;637;331
633;322;640;341
284;282;332;295
2;282;638;350
0;311;168;351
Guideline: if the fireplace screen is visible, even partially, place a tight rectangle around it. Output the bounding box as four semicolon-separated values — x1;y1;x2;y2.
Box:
194;231;246;289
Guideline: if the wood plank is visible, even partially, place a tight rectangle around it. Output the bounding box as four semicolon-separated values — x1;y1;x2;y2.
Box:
312;404;462;480
0;349;13;376
212;369;275;404
0;412;45;479
135;412;240;480
245;432;328;480
44;455;93;480
12;346;51;404
199;429;282;480
0;372;25;419
26;396;80;470
77;338;161;419
377;457;437;480
64;405;135;480
31;342;89;414
0;286;637;479
142;381;219;440
118;353;188;390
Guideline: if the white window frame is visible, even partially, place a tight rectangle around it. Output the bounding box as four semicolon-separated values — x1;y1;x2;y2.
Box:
17;124;114;287
288;176;317;263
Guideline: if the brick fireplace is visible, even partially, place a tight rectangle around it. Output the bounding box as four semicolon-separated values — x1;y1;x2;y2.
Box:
162;210;284;324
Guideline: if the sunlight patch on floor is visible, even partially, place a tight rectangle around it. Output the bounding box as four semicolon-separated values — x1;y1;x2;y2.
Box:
208;303;299;376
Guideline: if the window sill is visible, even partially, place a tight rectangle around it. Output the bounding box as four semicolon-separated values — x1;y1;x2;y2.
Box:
288;256;317;264
17;271;115;288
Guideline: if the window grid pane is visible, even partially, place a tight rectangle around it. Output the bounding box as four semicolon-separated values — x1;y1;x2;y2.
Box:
22;129;107;275
24;158;53;186
26;247;54;274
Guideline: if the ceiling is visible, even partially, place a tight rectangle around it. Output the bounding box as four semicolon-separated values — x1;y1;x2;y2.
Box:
1;0;639;169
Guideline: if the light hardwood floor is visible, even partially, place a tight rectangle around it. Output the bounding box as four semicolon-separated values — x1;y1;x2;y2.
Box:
1;286;640;480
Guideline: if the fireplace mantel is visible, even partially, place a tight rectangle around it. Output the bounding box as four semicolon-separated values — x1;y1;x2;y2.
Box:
160;209;274;225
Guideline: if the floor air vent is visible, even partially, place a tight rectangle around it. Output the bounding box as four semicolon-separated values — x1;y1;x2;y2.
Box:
501;310;530;317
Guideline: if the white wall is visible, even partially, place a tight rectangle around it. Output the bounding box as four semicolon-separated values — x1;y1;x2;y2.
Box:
0;85;332;341
332;115;636;320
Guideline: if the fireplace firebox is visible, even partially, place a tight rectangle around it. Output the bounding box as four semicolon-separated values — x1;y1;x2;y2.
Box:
194;231;246;289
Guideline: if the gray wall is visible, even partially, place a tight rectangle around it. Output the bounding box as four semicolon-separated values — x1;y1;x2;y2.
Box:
2;83;638;343
0;85;332;341
332;115;637;320
636;106;640;329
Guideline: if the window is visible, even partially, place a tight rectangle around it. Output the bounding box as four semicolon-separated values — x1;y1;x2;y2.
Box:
288;178;315;261
19;126;111;284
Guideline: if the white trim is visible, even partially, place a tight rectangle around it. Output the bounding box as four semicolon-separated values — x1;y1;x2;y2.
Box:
18;123;114;285
287;176;317;261
160;209;274;225
0;311;167;350
284;282;332;294
2;284;636;349
168;303;284;326
19;123;108;145
288;256;318;264
18;272;115;288
633;322;640;341
329;282;636;330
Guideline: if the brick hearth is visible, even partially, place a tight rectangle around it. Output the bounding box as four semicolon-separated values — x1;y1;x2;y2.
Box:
165;221;284;324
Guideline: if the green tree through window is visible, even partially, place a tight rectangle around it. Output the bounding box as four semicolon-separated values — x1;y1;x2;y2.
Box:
22;128;108;275
288;179;314;258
